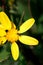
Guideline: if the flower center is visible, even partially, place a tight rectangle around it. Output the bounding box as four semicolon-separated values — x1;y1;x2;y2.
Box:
6;28;19;42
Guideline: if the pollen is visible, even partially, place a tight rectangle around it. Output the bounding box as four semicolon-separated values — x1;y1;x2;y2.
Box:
6;28;19;42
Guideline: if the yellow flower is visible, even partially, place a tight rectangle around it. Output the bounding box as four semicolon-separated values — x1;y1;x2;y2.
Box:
0;12;39;61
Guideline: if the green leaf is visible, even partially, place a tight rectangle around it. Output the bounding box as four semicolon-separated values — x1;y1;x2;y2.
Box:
0;45;9;62
17;1;31;21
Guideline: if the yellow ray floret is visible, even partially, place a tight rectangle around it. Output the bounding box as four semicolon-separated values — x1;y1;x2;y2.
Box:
0;28;6;36
11;42;19;60
19;35;39;45
0;37;7;45
18;18;35;33
0;12;11;30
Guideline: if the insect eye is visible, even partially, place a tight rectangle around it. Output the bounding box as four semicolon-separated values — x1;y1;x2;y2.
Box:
5;30;8;32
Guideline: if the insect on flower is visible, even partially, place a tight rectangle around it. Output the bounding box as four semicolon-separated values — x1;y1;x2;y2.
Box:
0;12;39;60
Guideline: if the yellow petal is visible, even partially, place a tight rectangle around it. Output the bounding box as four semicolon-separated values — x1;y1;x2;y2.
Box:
11;42;19;60
0;28;6;36
0;12;11;30
19;35;39;45
18;18;35;33
0;37;7;45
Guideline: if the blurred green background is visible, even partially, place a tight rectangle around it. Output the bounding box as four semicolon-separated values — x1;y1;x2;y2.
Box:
0;0;43;65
